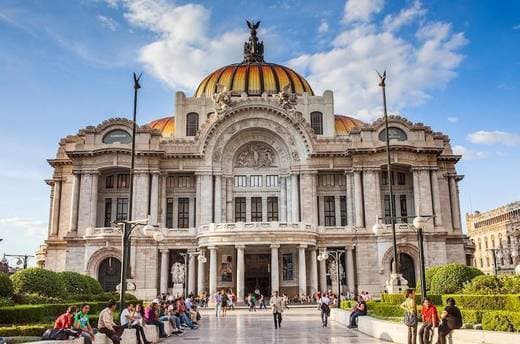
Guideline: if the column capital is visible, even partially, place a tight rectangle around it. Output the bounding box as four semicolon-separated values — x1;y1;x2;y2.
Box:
159;249;170;253
344;168;354;175
270;244;280;249
208;245;218;251
344;245;354;251
235;244;245;250
299;244;308;249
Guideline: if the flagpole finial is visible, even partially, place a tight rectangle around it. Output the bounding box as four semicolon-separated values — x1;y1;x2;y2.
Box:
377;70;386;87
133;72;142;90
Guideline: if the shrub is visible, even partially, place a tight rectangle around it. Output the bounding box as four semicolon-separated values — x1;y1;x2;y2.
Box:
417;265;444;292
430;264;483;294
460;309;484;324
463;275;504;294
12;293;62;305
10;268;65;298
0;272;13;298
482;311;520;332
57;271;90;295
381;293;442;306
0;324;50;337
340;300;355;310
441;294;520;311
502;275;520;294
82;275;104;294
368;303;404;318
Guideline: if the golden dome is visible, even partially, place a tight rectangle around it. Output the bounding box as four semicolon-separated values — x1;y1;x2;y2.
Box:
335;115;365;135
195;21;313;98
148;116;175;137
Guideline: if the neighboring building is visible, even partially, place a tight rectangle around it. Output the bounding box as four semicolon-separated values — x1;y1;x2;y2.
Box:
467;201;520;274
38;23;468;300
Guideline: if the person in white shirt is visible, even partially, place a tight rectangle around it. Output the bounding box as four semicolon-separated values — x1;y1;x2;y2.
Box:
270;291;284;329
120;304;150;344
320;293;331;327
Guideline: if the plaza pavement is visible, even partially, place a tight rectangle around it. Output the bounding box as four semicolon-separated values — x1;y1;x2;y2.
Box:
166;307;387;343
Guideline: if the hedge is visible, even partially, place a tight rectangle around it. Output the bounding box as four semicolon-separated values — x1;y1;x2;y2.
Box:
463;275;520;295
0;302;107;325
0;324;50;337
441;294;520;311
460;309;484;324
430;264;483;294
340;300;355;310
482;311;520;332
368;303;405;318
0;272;14;298
381;293;442;306
10;268;65;298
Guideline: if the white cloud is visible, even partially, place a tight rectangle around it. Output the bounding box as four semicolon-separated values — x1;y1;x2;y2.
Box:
318;20;329;34
114;0;246;91
97;15;119;31
0;217;47;238
447;116;459;123
289;1;467;120
452;145;487;161
343;0;384;23
514;24;520;30
467;130;520;146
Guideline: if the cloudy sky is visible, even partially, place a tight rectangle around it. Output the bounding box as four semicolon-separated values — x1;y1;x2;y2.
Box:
0;0;519;261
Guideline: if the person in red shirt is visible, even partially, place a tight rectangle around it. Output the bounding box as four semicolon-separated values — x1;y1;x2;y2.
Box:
419;298;439;344
54;306;77;329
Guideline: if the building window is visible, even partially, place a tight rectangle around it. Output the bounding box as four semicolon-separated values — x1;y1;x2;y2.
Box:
485;237;488;249
397;172;406;185
324;196;336;226
335;175;346;186
251;197;263;222
266;175;279;187
400;195;408;223
102;129;131;144
282;254;294;280
479;258;483;268
166;198;174;228
186;112;199;136
105;175;114;189
177;198;189;228
384;195;396;224
250;175;263;187
104;198;112;227
382;171;395;185
340;196;347;226
117;174;129;188
478;238;482;250
234;175;248;187
310;111;323;135
235;197;246;222
378;127;407;141
486;257;490;267
267;197;279;221
177;175;193;188
116;198;128;221
320;174;335;186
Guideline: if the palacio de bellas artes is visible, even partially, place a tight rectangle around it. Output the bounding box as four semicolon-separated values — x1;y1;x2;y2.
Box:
37;20;472;302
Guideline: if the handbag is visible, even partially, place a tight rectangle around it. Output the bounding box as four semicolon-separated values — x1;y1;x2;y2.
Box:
404;312;417;327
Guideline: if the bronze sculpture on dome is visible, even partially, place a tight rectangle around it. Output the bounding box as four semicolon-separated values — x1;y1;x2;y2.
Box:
244;20;264;63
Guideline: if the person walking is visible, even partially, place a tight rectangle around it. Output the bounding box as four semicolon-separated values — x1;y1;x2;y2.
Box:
259;294;267;310
270;291;284;329
436;297;462;344
319;292;331;327
214;290;222;318
220;289;228;317
400;289;418;344
419;298;439;344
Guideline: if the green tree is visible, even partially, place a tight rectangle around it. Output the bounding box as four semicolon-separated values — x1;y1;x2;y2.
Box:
430;263;483;294
0;272;14;298
10;268;65;298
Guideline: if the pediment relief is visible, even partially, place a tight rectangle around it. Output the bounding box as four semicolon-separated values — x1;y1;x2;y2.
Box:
234;142;276;169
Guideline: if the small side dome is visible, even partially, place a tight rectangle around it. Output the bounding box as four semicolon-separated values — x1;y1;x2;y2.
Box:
148;116;175;137
335;115;365;135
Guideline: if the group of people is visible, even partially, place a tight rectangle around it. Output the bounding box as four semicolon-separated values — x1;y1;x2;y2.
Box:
401;289;463;344
49;296;202;344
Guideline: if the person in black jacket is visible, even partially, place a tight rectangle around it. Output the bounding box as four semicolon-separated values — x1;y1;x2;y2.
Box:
436;297;462;344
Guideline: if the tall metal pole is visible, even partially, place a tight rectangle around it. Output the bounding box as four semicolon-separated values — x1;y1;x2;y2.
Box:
417;227;427;299
378;71;399;274
120;72;142;310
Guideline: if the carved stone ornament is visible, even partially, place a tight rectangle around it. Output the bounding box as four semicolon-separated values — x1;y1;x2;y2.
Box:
292;151;300;161
234;143;276;169
170;262;185;284
328;261;344;282
275;84;297;111
212;84;233;114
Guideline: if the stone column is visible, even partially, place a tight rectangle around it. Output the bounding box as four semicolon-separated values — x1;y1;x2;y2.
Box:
188;253;196;295
335;196;341;226
236;245;245;302
195;174;201;227
298;244;307;296
226;176;233;222
50;180;62;236
449;176;462;231
346;246;355;293
89;173;98;229
209;246;217;295
150;173;159;225
199;174;213;225
160;249;169;294
160;174;167;227
280;176;287;222
363;169;381;230
412;168;433;222
286;176;292;222
354;170;364;227
214;174;222;223
68;172;81;233
346;171;354;226
300;172;317;225
197;249;205;294
309;248;318;296
430;169;442;226
292;174;300;222
319;250;327;293
270;244;280;293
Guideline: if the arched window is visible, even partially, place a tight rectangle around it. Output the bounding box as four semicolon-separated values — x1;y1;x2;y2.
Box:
378;127;407;141
186;112;199;136
310;111;323;135
478;238;482;251
103;129;131;144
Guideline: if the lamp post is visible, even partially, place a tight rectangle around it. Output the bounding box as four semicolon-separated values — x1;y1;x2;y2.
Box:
3;254;34;269
377;71;399;275
317;248;346;300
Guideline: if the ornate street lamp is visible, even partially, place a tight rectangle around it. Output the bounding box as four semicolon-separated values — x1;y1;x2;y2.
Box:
317;248;346;301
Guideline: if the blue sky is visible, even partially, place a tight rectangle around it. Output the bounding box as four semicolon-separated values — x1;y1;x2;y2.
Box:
0;0;519;263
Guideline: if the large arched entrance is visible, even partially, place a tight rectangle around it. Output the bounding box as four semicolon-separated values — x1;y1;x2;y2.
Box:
391;253;416;287
98;257;121;291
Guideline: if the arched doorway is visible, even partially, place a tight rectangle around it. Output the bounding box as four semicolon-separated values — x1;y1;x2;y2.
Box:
98;257;121;291
391;253;416;288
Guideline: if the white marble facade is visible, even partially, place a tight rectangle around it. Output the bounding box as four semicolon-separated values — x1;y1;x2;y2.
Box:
38;28;469;301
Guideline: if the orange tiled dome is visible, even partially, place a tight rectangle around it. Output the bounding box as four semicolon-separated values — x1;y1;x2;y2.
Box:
335;115;365;135
148;116;175;137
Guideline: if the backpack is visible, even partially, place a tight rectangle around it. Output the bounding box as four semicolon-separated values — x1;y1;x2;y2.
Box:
321;303;330;316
